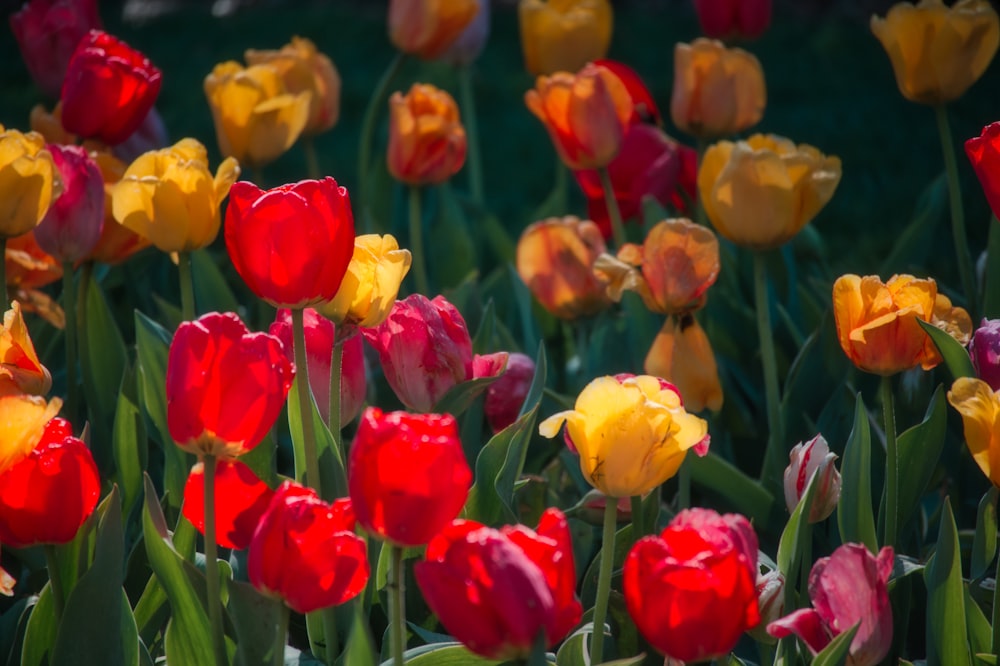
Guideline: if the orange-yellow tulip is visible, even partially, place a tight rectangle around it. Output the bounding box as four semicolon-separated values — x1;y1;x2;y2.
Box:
387;84;467;186
0;125;61;239
948;376;1000;486
0;301;51;398
644;315;723;413
388;0;479;60
518;0;612;76
0;394;61;476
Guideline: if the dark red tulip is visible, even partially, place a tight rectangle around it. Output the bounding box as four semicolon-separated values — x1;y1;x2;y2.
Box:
10;0;102;98
35;144;104;263
967;121;1000;221
182;459;274;550
484;351;535;433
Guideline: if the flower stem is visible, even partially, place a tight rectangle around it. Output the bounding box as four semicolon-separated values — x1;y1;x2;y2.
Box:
389;544;406;666
598;167;626;248
630;495;643;542
754;253;783;490
328;339;344;458
322;606;339;665
591;499;617;665
293;307;322;493
77;261;93;353
358;53;405;234
881;376;898;548
274;604;289;666
677;459;691;510
408;186;430;295
936;104;978;318
304;136;322;180
178;250;195;322
62;262;78;424
459;64;484;205
43;545;65;623
203;454;228;666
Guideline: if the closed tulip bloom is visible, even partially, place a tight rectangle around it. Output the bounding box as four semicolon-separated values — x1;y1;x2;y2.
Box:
166;312;295;458
204;61;311;169
694;0;772;41
525;63;633;171
245;37;341;136
624;508;760;662
10;0;102;99
645;315;723;413
516;216;611;320
966;121;1000;220
0;417;100;548
389;0;479;60
0;394;61;476
970;318;1000;391
224;178;355;309
84;149;152;264
671;38;766;140
319;234;412;330
415;509;583;659
519;0;612;76
948;377;1000;486
111;138;239;254
34;144;103;263
751;569;785;643
784;434;841;523
539;375;709;497
249;481;369;614
0;126;61;239
698;134;842;250
485;352;536;433
441;0;491;66
183;459;275;550
871;0;999;105
349;408;471;546
0;301;51;398
769;544;894;666
388;84;467;186
60;30;162;145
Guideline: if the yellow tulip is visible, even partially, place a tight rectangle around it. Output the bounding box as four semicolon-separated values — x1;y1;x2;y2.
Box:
948;377;1000;486
0;125;61;239
698;134;842;250
519;0;612;76
204;61;311;169
0;394;61;476
871;0;999;105
539;374;708;497
644;315;723;413
0;301;51;397
111;138;240;253
319;234;412;329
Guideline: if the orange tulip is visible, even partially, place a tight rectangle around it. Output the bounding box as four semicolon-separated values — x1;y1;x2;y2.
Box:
387;84;467;186
948;377;1000;487
388;0;479;60
0;301;51;398
518;0;613;76
0;394;61;476
525;63;633;171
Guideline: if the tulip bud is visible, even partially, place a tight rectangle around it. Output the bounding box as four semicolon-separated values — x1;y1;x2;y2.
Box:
967;122;1000;221
441;0;490;66
784;434;841;523
34;144;104;263
10;0;102;99
0;127;60;239
388;0;479;60
749;569;785;643
319;234;412;330
484;351;535;433
387;84;467;186
518;0;612;76
970;319;1000;392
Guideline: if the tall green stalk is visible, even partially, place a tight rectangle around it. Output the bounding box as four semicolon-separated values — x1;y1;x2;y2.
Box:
754;253;783;490
459;64;484;205
203;454;229;666
292;308;321;492
598;167;626;248
408;186;430;295
178;250;195;322
62;262;78;423
274;605;289;666
389;545;406;666
328;339;344;455
936;104;978;318
881;376;898;548
304;137;322;180
43;545;65;623
590;500;617;665
358;53;405;234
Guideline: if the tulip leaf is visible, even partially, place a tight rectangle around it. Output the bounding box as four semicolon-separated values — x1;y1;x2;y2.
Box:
837;393;878;554
976;656;998;666
434;372;506;418
966;582;992;657
918;319;975;381
508;265;541;359
924;498;973;666
971;488;999;580
687;452;774;525
984;215;1000;318
555;623;592;666
810;623;860;666
113;366;147;521
776;470;817;579
380;642;506;665
879;175;946;276
896;386;947;534
0;598;28;666
343;602;378;666
286;371;346;500
20;585;56;666
227;579;282;666
191;248;240;315
428;183;478;290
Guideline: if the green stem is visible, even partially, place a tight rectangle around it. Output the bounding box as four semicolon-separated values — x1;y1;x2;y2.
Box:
304;137;322;180
274;605;289;666
590;499;617;665
935;104;978;318
630;495;643;542
77;262;93;350
798;522;813;608
459;64;484;205
203;455;228;666
43;545;65;623
322;605;339;665
598;167;626;248
178;250;195;322
677;459;691;510
293;308;322;493
62;262;78;423
328;339;344;458
881;376;898;548
408;186;430;295
358;53;405;234
754;253;783;490
389;544;406;666
554;155;568;212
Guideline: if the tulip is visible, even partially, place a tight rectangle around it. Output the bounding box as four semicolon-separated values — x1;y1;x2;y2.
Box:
948;377;1000;486
349;408;471;546
34;144;104;263
441;0;491;66
415;509;583;659
6;233;63;328
624;508;760;662
204;61;311;169
318;234;411;330
0;127;60;239
0;301;51;398
645;315;723;413
245;37;341;136
539;374;709;498
694;0;771;40
60;30;162;145
225;178;355;309
84;149;152;265
871;0;999;105
970;318;1000;391
698;134;842;250
9;0;102;99
182;459;275;550
0;394;62;476
166;312;295;458
515;216;611;320
671;38;766;140
751;569;785;643
388;84;467;186
0;417;100;548
248;481;369;614
784;434;841;523
966;121;1000;220
485;352;536;433
525;63;633;171
592;60;661;126
111;138;239;254
768;544;894;666
518;0;612;76
388;0;479;60
269;308;367;425
362;294;508;412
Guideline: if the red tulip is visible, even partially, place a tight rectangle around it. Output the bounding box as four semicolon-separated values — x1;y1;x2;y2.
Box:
166;312;294;457
248;481;369;614
349;407;471;546
182;459;274;550
0;417;100;548
60;30;162;145
415;509;582;659
269;308;367;425
967;121;1000;221
34;144;104;263
693;0;772;41
484;351;535;433
624;507;760;662
225;178;355;309
9;0;102;99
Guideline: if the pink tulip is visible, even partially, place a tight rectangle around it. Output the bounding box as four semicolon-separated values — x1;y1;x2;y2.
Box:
34;144;104;263
10;0;102;98
484;351;535;433
693;0;771;41
783;434;842;523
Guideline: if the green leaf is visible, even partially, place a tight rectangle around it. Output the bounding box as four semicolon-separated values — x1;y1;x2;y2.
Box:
286;373;346;500
811;623;860;666
971;488;999;580
879;175;946;276
434;372;506;418
227;580;282;666
381;642;505;665
687;452;774;524
508;265;541;359
113;367;147;521
838;393;878;554
976;655;998;665
924;498;973;666
966;582;991;657
20;585;56;666
430;183;478;289
342;603;377;666
555;622;593;666
776;471;818;578
919;319;975;381
896;387;948;533
191;249;239;314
